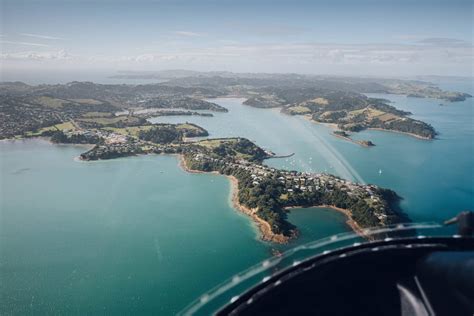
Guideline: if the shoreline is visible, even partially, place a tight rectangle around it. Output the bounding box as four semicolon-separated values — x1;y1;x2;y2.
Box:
309;118;432;141
178;155;368;243
331;133;372;148
178;155;291;243
1;136;96;149
285;205;366;237
366;128;433;140
227;175;291;244
8;136;371;244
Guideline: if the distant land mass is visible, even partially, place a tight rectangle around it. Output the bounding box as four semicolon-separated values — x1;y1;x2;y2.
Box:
3;72;471;141
110;70;472;102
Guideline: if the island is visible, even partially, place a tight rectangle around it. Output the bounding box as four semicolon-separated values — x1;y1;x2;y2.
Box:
333;130;375;147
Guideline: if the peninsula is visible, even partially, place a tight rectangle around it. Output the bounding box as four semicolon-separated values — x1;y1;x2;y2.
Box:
11;113;403;243
79;132;403;243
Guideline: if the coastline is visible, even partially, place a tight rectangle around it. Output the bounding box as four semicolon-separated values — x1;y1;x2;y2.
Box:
1;136;96;150
285;205;366;237
331;133;372;148
227;175;291;244
9;136;373;244
178;154;369;243
308;117;432;141
178;154;291;243
367;128;433;140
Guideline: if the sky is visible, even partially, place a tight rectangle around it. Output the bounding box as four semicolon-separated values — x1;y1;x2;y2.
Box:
0;0;473;81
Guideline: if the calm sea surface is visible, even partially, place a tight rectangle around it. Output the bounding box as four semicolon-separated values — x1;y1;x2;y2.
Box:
1;80;473;314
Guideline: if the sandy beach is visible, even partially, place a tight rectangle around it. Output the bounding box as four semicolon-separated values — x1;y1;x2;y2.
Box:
227;174;291;244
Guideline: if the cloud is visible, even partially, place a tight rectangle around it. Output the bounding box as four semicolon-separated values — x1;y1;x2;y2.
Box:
6;41;471;66
2;40;472;76
20;33;64;40
173;31;203;37
1;49;72;61
0;40;49;47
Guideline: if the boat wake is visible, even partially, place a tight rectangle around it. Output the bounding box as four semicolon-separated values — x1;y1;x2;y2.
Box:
291;118;366;184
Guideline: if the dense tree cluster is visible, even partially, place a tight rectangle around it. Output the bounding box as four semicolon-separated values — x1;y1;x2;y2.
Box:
138;126;183;144
46;130;102;144
138;124;208;144
179;123;209;138
371;118;436;139
211;138;268;162
184;148;401;237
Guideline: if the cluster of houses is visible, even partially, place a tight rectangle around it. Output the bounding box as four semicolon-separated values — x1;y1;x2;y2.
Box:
193;152;393;224
192;153;386;211
77;129;155;160
65;126;136;145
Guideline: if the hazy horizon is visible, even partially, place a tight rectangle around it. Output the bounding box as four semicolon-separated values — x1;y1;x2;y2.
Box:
1;0;473;81
2;68;473;86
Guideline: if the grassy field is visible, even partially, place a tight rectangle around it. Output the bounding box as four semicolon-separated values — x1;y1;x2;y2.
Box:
373;113;399;122
25;121;76;136
309;97;329;105
77;116;141;126
347;108;367;116
196;138;238;148
175;123;202;131
70;98;103;105
103;123;204;138
81;112;114;118
334;107;401;123
288;105;312;114
34;96;68;109
34;97;106;109
364;108;387;118
102;125;154;137
78;117;123;124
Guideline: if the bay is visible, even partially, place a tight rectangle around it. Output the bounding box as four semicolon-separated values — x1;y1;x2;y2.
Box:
1;79;473;315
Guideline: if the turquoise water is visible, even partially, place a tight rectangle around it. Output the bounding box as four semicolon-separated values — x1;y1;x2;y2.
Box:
151;88;474;223
0;141;271;315
1;80;473;314
0;141;349;315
